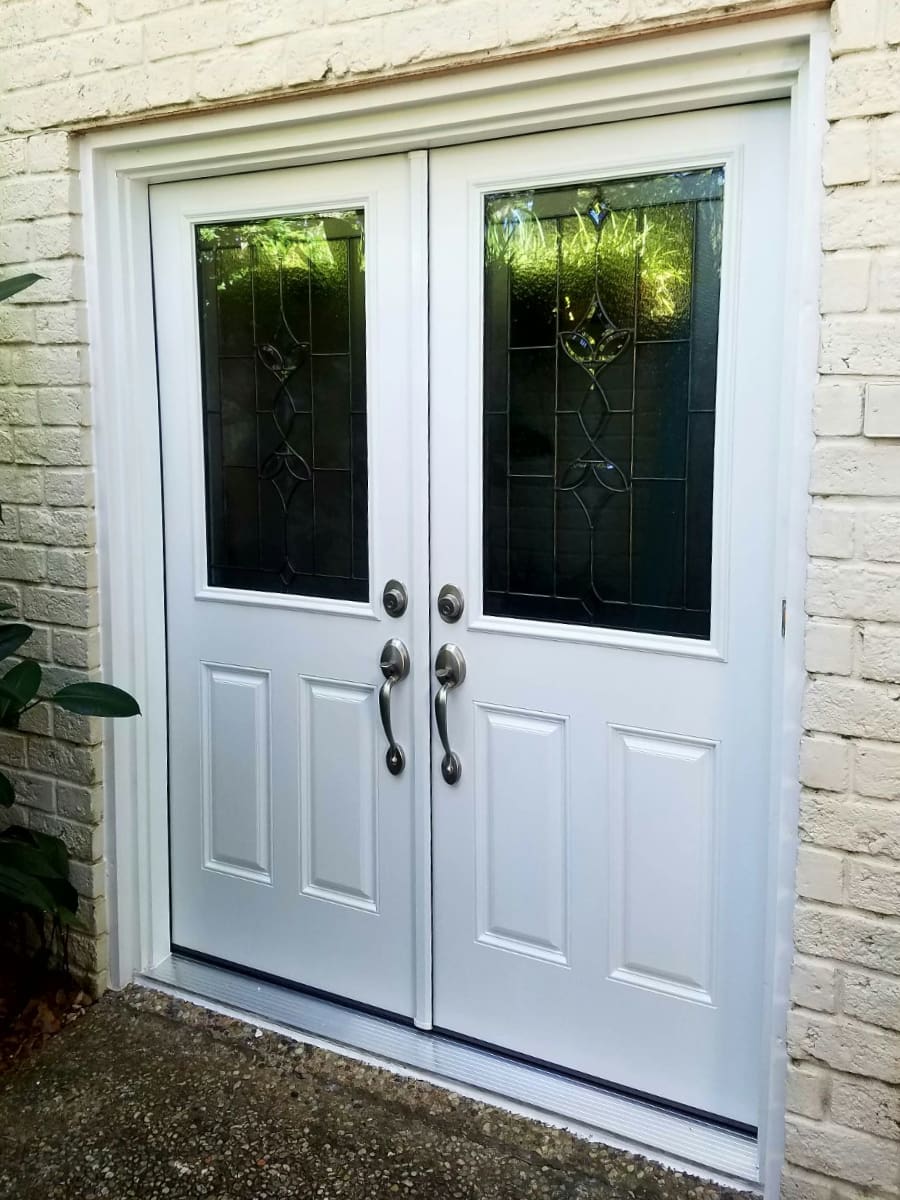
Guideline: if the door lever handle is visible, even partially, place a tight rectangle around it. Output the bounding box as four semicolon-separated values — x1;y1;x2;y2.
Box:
379;639;410;776
434;643;466;784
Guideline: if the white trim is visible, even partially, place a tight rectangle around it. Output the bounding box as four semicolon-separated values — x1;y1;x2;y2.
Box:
81;12;827;1192
407;149;435;1029
141;954;760;1189
82;14;817;174
192;586;379;618
756;30;829;1197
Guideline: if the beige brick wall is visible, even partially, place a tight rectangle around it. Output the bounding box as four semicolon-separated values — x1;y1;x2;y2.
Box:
0;116;103;984
0;0;898;1194
784;4;900;1196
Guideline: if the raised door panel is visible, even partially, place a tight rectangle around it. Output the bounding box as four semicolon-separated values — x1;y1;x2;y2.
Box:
608;726;717;1003
299;677;379;912
201;663;272;884
474;705;569;965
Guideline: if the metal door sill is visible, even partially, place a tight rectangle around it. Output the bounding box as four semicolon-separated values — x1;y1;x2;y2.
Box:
138;954;759;1190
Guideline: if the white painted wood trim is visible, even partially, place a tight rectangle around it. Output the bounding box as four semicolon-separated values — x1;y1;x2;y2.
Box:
81;11;828;1189
756;29;829;1196
407;149;434;1030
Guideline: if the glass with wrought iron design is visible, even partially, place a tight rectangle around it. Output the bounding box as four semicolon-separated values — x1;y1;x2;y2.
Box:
483;168;724;639
195;211;368;601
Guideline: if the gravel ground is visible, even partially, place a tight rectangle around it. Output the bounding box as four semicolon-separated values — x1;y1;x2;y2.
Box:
0;985;750;1200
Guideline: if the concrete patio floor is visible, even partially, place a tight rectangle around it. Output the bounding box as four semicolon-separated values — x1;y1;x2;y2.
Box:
0;986;750;1200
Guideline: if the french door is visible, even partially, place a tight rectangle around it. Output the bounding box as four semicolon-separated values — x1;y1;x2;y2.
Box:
429;103;788;1126
152;99;789;1126
152;156;428;1017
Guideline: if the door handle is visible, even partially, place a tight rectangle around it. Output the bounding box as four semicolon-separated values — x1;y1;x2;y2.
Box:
379;639;410;776
434;643;466;785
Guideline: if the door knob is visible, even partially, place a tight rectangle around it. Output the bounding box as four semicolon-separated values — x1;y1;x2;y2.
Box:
434;643;466;784
379;639;410;775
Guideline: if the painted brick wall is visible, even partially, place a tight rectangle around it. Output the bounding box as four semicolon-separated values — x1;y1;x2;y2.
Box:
783;3;900;1197
0;117;103;986
0;0;898;1195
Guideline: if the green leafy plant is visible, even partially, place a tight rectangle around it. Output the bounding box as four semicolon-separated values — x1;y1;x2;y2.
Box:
0;272;140;955
0;599;140;941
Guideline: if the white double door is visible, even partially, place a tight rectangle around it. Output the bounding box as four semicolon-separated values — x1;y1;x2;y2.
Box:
152;101;789;1126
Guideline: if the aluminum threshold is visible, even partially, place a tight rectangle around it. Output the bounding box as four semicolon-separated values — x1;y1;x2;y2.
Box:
141;955;759;1188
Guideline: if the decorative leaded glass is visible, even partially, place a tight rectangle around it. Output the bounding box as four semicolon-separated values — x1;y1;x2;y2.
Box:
483;168;724;639
195;212;368;601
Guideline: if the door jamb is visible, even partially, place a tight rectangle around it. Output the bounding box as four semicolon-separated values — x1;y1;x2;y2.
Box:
81;13;827;1192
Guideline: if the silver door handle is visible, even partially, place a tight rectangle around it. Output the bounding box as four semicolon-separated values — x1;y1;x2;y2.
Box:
434;643;466;785
379;639;410;776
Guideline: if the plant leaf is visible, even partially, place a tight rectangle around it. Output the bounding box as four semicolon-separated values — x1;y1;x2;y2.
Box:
41;872;78;917
0;659;40;727
0;866;50;909
0;273;43;302
26;829;69;878
0;839;65;878
0;864;59;913
0;624;33;660
0;660;41;707
52;681;141;717
0;828;75;919
0;770;14;808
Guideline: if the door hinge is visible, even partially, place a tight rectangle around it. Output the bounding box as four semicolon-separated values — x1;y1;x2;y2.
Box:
781;598;787;638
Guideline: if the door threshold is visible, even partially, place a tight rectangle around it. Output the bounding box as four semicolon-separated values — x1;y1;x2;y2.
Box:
139;955;759;1189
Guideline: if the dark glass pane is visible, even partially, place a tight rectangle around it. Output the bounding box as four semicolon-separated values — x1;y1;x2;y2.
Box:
690;199;723;413
633;341;690;479
484;412;509;595
685;410;715;611
195;212;368;601
509;349;555;475
483;168;724;639
508;477;555;596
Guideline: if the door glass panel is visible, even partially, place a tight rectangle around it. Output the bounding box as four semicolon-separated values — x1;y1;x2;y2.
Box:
195;211;368;601
483;169;724;639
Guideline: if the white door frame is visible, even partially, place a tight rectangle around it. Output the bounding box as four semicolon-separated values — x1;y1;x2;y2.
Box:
81;12;827;1194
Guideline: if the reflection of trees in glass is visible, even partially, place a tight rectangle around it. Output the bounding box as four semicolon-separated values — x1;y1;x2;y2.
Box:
482;168;725;639
485;169;724;330
195;211;368;600
197;212;364;291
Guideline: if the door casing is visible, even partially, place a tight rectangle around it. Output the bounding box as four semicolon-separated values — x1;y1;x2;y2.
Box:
80;13;828;1192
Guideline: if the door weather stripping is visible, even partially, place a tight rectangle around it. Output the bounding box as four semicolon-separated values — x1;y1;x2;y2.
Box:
141;955;759;1188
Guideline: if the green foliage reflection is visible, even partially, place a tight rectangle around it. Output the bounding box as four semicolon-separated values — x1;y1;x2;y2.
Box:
485;170;723;333
197;212;364;292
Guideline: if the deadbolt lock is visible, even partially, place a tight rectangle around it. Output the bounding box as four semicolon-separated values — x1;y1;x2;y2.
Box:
382;579;408;618
437;583;464;624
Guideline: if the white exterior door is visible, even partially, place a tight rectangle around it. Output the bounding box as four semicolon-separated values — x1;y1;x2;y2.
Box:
429;102;789;1126
152;102;790;1128
151;156;427;1017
